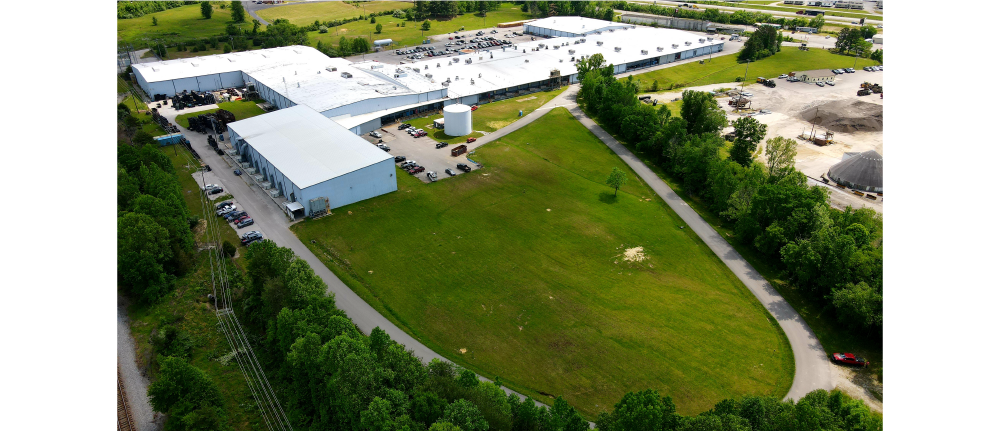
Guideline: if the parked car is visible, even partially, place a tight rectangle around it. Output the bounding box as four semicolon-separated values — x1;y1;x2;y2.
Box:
216;201;233;210
369;131;382;138
427;171;438;182
207;187;224;195
470;105;479;111
445;168;457;176
241;230;262;240
457;163;472;172
216;205;235;216
237;218;255;228
778;74;788;79
234;169;242;176
832;353;869;367
226;211;248;222
845;68;855;73
826;81;835;86
394;156;406;163
408;166;425;174
436;142;449;149
466;137;477;143
740;91;752;97
204;164;212;172
415;131;427;137
816;82;825;87
202;183;220;191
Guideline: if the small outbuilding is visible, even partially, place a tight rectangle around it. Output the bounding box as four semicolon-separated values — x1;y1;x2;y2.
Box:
796;69;836;82
827;150;883;193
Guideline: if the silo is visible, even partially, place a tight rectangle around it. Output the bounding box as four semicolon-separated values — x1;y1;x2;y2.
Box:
443;104;472;136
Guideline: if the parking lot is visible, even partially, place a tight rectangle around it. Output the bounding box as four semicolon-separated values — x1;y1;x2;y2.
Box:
362;123;481;183
346;25;542;65
192;169;269;245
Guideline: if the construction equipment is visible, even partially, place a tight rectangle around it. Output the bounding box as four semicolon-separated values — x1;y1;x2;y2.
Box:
860;82;883;93
756;77;776;88
857;88;871;96
728;97;751;109
799;43;809;51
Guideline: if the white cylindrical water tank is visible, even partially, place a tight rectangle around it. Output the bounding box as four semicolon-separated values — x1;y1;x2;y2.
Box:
443;104;472;136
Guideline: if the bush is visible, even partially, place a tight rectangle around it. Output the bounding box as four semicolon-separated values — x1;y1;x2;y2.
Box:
223;43;231;53
222;241;236;258
370;16;376;24
319;25;328;34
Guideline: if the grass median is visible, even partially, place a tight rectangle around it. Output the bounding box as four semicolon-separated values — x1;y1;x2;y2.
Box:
291;107;793;418
626;49;880;91
174;99;267;129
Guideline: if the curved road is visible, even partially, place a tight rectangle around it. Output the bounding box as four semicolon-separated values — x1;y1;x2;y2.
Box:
474;85;833;402
177;55;827;415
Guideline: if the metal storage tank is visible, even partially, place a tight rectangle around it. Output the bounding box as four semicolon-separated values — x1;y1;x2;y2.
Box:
443;104;472;136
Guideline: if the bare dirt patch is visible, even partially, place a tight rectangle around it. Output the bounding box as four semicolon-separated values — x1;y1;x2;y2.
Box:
620;246;648;263
798;100;883;133
832;364;883;413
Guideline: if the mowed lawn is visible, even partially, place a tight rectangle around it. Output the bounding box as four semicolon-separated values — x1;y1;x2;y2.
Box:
306;3;532;49
627;49;880;91
406;87;567;144
174;100;267;128
291;108;793;417
117;3;232;45
258;0;413;26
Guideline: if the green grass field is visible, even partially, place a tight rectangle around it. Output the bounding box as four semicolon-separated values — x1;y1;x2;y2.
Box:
580;106;884;400
306;3;532;49
677;1;883;20
627;49;880;91
117;3;233;45
258;0;412;26
174;100;267;128
405;87;567;144
290;107;793;417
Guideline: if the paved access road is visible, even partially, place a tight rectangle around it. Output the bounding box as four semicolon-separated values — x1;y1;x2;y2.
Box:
439;80;833;401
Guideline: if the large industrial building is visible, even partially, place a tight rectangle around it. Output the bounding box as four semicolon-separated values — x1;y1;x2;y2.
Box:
524;16;632;37
227;105;397;218
133;24;724;136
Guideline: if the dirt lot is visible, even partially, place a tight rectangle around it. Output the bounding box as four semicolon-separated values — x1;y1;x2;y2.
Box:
643;70;884;213
365;123;480;183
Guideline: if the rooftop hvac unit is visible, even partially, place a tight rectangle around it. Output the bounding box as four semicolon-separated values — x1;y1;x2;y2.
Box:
425;73;433;78
465;58;472;64
641;50;648;55
396;68;404;73
270;189;281;198
699;38;706;43
614;47;622;52
326;67;338;72
425;65;429;70
569;49;575;54
553;45;560;50
708;37;714;41
226;150;237;156
525;59;530;63
657;46;664;52
241;162;251;169
394;73;408;78
341;72;353;78
260;181;271;190
246;168;257;175
685;41;692;45
597;41;604;46
672;43;679;48
571;56;575;61
437;63;441;67
254;174;264;182
559;59;563;62
442;82;450;87
470;79;475;84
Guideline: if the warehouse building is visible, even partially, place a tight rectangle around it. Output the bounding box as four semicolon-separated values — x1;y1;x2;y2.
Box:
227;105;397;218
131;46;329;97
796;69;836;82
134;23;724;136
622;13;710;32
827;150;883;193
525;16;633;37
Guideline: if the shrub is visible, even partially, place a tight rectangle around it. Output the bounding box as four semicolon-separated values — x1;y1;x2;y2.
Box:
319;25;328;34
222;241;236;258
223;43;231;53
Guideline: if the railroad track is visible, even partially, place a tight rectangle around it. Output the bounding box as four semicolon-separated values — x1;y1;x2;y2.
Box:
117;365;135;431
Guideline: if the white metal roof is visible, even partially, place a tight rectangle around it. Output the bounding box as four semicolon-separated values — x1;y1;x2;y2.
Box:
526;16;632;35
406;27;723;98
228;105;391;189
131;46;329;83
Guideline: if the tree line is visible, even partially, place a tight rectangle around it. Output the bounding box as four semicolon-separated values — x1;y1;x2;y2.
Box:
117;0;186;19
610;1;825;30
520;1;615;21
412;1;503;19
578;55;883;339
117;105;195;305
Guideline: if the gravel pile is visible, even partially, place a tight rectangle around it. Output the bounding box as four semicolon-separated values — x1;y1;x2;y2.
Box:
798;100;883;133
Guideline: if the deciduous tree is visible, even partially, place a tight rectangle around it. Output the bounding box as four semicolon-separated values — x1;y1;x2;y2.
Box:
605;167;628;197
729;116;768;167
230;0;245;22
200;1;212;19
764;136;797;179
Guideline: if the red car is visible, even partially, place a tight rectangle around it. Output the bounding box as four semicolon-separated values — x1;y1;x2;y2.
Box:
470;105;479;111
466;137;477;143
832;353;870;368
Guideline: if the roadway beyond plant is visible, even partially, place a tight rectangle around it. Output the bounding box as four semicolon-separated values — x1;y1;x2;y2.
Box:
292;107;794;417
